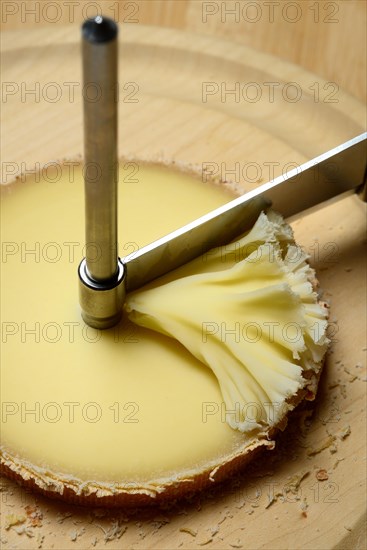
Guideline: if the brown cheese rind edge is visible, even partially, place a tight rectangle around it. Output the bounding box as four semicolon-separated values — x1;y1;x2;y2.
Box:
0;375;321;507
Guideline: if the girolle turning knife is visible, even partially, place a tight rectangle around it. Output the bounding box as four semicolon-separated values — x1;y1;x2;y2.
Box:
78;16;367;329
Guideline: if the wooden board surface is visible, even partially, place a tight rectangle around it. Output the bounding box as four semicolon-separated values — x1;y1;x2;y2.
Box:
1;0;366;103
1;23;366;550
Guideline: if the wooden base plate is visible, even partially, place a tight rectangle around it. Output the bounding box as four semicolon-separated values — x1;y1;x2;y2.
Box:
1;23;366;550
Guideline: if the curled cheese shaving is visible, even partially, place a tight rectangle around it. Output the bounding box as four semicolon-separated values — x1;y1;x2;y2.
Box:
125;212;329;434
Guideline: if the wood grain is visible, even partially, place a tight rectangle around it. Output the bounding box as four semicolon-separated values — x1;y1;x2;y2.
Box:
1;0;366;103
1;21;366;550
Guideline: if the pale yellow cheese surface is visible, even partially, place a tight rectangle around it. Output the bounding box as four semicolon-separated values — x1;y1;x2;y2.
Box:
1;163;244;483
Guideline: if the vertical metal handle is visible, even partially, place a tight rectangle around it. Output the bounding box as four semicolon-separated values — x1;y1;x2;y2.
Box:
78;16;125;330
83;15;118;281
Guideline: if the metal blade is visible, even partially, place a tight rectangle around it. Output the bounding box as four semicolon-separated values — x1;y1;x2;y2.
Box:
123;133;366;292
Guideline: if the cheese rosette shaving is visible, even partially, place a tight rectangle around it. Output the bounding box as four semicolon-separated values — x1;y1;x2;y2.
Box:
125;212;329;434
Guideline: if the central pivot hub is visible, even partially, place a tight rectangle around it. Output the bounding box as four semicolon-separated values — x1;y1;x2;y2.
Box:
78;258;126;330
